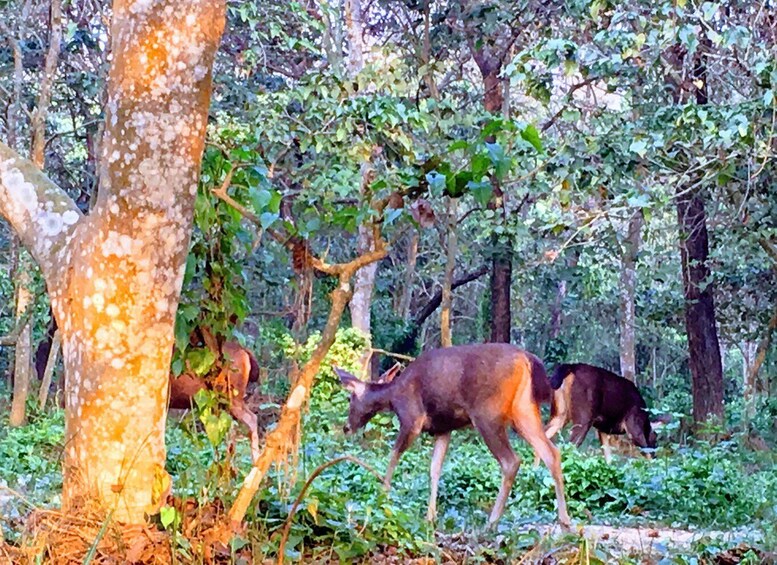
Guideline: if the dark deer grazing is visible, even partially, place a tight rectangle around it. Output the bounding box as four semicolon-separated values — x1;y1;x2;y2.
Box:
169;339;261;462
335;343;570;528
543;363;657;463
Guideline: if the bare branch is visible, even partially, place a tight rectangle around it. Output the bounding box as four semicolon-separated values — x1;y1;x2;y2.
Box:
30;0;62;168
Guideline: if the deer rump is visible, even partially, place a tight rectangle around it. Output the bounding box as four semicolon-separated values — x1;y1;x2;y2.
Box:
543;363;657;463
168;341;261;462
336;343;570;528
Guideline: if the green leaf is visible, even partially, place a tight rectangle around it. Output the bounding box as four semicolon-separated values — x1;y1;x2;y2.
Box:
629;139;648;158
468;180;493;207
203;411;232;447
426;171;447;196
448;139;470;152
187;348;216;377
260;212;279;229
520;124;544;153
160;506;177;529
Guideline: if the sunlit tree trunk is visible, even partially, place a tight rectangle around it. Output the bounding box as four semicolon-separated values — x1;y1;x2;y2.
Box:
619;209;643;382
0;0;225;523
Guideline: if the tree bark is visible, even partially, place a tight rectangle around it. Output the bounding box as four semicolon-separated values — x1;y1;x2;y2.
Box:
38;329;61;410
676;188;724;424
619;209;643;382
440;197;458;347
0;0;225;524
344;0;379;340
9;268;33;427
474;53;512;343
397;229;418;321
672;36;724;425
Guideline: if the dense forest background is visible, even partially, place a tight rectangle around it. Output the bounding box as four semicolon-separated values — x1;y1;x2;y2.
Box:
0;0;776;562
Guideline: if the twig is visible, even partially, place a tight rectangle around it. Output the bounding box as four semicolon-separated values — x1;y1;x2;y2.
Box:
276;455;383;564
370;348;415;362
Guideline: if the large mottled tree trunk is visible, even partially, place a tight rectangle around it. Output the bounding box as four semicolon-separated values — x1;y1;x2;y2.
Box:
676;188;724;424
619;209;643;382
0;0;225;524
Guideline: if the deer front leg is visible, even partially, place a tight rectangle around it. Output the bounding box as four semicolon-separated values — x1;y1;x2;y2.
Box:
426;432;451;522
229;399;261;463
384;417;424;490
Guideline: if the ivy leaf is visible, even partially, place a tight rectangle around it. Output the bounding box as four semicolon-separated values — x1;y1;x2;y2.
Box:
202;411;232;447
260;212;279;229
486;142;510;179
468;180;493;207
187;348;216;377
629;139;648;158
520;124;544;153
425;171;447;196
160;506;177;529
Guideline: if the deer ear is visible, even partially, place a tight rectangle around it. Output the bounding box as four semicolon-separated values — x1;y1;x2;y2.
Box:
378;363;402;384
334;367;366;397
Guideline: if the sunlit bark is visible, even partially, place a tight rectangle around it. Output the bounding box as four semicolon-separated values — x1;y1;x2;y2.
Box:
0;0;225;524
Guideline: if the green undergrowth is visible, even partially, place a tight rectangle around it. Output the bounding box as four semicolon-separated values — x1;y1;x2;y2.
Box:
1;386;775;562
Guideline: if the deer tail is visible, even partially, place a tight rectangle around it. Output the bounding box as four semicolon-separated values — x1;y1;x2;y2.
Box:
549;364;575;390
528;354;552;406
247;349;261;383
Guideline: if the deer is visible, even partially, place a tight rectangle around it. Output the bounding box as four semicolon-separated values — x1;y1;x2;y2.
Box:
539;363;657;464
334;343;571;529
169;328;261;462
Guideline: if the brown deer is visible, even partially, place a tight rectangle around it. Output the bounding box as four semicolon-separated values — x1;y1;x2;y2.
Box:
541;363;657;463
169;332;261;462
335;343;570;529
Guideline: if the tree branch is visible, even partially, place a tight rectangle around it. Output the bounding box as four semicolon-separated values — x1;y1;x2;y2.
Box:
0;143;83;278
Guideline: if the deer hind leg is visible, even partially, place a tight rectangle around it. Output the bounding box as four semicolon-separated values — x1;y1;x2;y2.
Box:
472;416;520;527
534;411;568;467
229;399;260;463
514;406;571;529
597;430;612;463
426;432;451;522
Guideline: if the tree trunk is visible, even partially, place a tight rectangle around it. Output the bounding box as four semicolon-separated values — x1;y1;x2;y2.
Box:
344;0;378;340
676;187;724;424
440;198;458;347
477;62;512;343
397;229;418;321
9;267;33;427
619;209;643;382
672;36;724;425
38;329;61;410
0;0;225;524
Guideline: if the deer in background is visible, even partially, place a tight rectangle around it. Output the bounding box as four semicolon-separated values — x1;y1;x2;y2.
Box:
540;363;657;463
335;343;571;529
169;327;261;462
